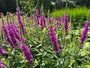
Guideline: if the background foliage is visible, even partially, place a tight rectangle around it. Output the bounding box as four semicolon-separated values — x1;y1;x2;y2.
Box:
51;7;88;27
1;0;90;14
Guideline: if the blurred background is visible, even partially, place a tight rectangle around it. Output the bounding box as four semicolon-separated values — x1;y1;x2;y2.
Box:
0;0;90;27
0;0;90;14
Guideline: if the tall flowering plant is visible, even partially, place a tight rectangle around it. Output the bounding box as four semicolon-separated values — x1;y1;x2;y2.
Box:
21;45;34;67
16;8;26;35
2;22;25;49
80;23;89;48
49;26;60;53
35;9;39;24
64;13;68;36
39;12;47;29
57;16;63;27
2;23;15;48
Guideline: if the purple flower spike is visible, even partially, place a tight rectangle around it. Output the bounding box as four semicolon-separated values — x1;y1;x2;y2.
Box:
16;8;26;35
80;23;89;47
57;16;63;27
36;9;39;24
9;25;19;47
64;13;68;36
39;12;47;29
21;45;33;66
49;26;60;53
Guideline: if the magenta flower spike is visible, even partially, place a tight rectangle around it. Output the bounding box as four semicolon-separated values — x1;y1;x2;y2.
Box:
39;12;47;29
49;26;60;53
57;16;63;27
21;45;34;67
8;24;19;47
2;23;14;48
80;23;89;47
36;9;39;24
64;13;68;36
16;8;26;35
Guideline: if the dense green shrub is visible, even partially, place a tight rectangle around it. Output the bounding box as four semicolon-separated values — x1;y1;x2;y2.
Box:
51;7;88;27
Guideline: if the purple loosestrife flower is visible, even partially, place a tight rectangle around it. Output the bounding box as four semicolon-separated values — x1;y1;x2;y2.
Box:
36;9;39;24
2;24;14;48
57;16;63;27
64;13;68;36
16;8;26;35
49;26;60;53
0;47;6;55
10;21;19;32
39;17;43;28
11;22;25;42
9;25;19;47
21;45;33;67
39;12;47;28
14;24;19;32
2;24;9;38
80;23;89;47
11;24;21;41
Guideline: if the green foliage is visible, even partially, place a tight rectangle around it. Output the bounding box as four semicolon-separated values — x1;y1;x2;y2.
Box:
19;0;55;14
54;0;90;9
0;7;90;68
51;7;88;27
19;0;35;14
36;0;54;12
